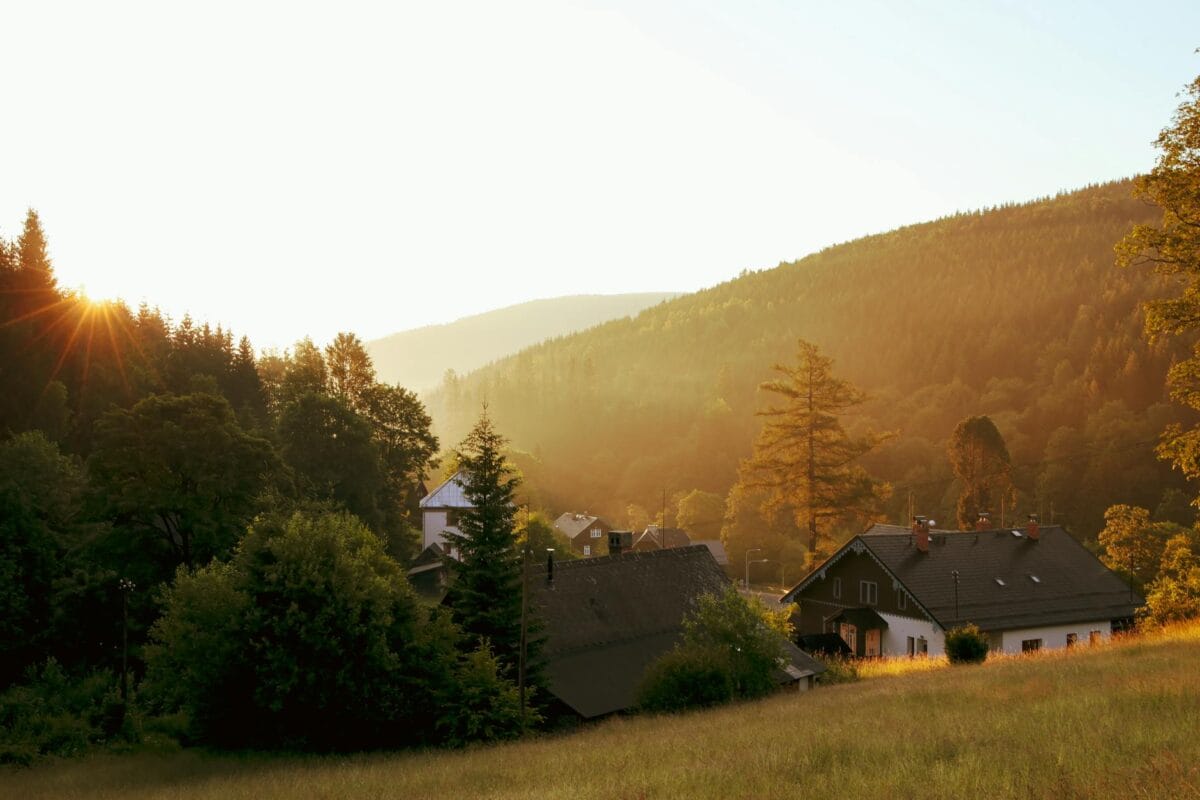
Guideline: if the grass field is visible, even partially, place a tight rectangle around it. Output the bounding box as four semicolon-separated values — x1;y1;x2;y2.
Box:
4;623;1200;800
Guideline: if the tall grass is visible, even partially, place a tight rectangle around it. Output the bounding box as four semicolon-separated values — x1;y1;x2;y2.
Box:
4;621;1200;799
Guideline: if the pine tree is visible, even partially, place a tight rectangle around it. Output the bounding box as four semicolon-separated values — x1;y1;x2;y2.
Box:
443;408;524;675
730;339;889;555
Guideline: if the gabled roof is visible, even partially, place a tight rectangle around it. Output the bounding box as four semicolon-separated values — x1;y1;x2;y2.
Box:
693;539;729;566
633;527;691;550
530;545;823;718
782;524;1142;632
418;471;472;509
553;512;607;540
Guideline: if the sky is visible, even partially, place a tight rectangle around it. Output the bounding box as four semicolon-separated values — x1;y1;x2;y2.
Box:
3;0;1199;350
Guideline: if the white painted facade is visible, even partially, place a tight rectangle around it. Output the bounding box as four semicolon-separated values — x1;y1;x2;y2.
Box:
418;471;472;552
421;510;464;551
879;611;946;657
992;620;1112;655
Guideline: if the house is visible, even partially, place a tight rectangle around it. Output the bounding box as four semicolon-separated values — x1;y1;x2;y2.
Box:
528;542;825;719
552;512;613;557
418;471;472;553
406;542;455;600
780;516;1142;658
693;539;730;567
632;525;691;551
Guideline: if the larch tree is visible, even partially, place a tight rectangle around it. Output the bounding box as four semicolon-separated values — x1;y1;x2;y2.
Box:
442;408;524;676
731;339;890;556
947;415;1015;529
1116;71;1200;503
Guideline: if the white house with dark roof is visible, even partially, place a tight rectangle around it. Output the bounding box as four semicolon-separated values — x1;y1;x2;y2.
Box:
418;471;472;552
781;517;1142;657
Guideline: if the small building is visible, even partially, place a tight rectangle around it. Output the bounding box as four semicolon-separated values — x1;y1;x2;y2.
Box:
632;525;691;552
781;517;1142;658
418;471;472;554
529;544;825;719
552;512;613;557
406;542;456;600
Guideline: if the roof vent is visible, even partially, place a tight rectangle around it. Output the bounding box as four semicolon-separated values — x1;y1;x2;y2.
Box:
995;577;1007;587
1029;574;1041;584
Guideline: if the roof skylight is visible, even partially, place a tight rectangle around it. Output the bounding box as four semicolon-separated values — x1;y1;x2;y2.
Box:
995;577;1007;586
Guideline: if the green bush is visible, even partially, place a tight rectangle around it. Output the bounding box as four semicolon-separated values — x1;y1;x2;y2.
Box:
436;642;531;747
637;647;734;713
817;656;860;684
945;624;989;664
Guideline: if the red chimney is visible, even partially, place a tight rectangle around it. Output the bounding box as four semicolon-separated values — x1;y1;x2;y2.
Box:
975;511;991;532
912;516;930;553
1027;514;1040;542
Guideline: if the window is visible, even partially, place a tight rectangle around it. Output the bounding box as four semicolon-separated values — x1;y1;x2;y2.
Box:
446;509;460;527
906;636;915;657
917;637;928;655
832;577;842;599
897;590;907;610
859;580;878;605
1066;633;1078;648
1021;639;1042;653
583;545;591;556
590;528;602;538
839;623;857;651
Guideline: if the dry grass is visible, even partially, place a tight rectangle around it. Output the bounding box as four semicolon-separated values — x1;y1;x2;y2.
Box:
5;621;1200;800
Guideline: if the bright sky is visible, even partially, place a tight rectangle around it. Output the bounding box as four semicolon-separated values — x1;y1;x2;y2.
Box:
3;1;1198;350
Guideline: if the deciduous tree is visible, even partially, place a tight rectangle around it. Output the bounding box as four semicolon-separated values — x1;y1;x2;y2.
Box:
947;415;1015;529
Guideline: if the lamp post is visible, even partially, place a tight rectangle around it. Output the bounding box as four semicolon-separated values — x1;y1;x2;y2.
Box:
744;548;768;589
118;578;135;702
951;570;960;623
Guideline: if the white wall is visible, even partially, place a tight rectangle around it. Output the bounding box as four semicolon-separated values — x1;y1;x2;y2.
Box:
994;620;1113;655
879;612;945;657
422;510;447;549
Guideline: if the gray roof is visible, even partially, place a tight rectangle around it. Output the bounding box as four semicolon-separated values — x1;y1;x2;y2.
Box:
553;512;607;540
693;539;729;566
530;545;823;718
783;524;1142;632
633;527;691;550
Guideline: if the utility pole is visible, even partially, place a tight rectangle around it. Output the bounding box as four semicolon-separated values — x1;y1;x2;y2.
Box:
517;546;530;728
661;488;667;549
951;570;960;623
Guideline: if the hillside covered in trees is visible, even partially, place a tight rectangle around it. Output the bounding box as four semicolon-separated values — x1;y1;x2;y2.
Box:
366;293;677;391
425;180;1197;564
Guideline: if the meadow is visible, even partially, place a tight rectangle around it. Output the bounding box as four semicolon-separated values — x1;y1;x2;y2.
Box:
4;622;1199;800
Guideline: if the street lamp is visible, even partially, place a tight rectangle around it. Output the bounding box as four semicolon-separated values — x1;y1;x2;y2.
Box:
744;548;769;589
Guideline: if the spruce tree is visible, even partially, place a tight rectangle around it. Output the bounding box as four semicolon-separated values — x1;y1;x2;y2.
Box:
947;415;1015;529
443;408;524;676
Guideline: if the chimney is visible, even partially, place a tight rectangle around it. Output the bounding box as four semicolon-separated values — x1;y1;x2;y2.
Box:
1026;513;1040;542
912;516;930;553
546;549;555;586
608;530;633;557
975;511;991;531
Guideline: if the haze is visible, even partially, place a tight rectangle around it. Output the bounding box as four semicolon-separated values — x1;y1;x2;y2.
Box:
2;0;1197;350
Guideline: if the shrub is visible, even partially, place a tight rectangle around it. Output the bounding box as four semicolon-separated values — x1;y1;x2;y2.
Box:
436;642;530;747
945;624;989;664
681;586;786;700
637;647;734;713
816;656;859;685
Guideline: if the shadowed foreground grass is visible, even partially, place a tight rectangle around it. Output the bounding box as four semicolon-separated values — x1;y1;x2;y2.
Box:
4;623;1200;800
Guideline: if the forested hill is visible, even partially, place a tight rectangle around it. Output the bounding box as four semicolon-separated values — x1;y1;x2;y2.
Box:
425;180;1195;543
366;293;677;391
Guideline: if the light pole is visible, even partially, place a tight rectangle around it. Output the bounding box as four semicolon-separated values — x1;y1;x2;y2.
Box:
744;548;768;589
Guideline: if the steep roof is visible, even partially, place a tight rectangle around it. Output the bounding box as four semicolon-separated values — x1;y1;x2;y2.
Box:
530;545;823;718
693;539;729;566
783;524;1142;632
633;527;691;550
553;512;606;540
418;471;472;509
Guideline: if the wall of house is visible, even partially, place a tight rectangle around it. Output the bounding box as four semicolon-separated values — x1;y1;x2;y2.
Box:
573;521;612;556
879;612;945;657
993;620;1113;654
794;546;926;636
423;510;456;550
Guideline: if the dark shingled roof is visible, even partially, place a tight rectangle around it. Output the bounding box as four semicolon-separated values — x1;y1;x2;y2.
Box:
784;524;1142;631
553;512;607;540
530;545;824;718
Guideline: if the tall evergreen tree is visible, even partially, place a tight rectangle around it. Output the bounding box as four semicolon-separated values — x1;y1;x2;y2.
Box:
947;415;1015;529
728;339;889;556
443;409;524;675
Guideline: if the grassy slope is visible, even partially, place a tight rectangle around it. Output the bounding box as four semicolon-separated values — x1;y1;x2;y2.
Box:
6;624;1200;800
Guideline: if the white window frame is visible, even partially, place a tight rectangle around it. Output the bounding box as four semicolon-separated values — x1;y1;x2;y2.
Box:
590;528;602;538
583;545;591;556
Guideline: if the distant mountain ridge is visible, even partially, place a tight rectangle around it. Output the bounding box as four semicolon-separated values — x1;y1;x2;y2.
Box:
366;293;678;390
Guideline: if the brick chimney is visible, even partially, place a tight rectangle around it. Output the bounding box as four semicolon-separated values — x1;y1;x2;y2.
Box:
975;511;991;531
1026;513;1040;542
912;516;930;553
546;549;555;586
